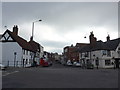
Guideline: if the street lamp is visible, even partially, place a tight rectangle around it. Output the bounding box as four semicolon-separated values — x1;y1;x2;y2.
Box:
31;19;42;40
14;52;17;67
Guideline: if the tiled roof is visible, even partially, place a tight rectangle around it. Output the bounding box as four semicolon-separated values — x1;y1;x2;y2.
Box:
103;38;120;50
76;43;90;52
9;30;36;52
2;30;37;52
29;40;40;52
79;44;91;52
76;43;89;47
79;38;120;52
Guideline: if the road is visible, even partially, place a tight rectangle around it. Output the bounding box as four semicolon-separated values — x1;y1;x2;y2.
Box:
1;62;119;88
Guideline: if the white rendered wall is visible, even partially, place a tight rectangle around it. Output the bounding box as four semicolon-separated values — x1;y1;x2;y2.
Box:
22;50;32;67
40;46;44;58
2;42;22;67
91;50;114;68
115;43;120;58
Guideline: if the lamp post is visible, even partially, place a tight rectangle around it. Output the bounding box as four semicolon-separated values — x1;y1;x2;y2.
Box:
96;57;99;69
31;19;42;40
14;52;17;67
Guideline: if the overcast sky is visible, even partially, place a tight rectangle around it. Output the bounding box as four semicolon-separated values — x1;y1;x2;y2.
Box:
1;2;118;54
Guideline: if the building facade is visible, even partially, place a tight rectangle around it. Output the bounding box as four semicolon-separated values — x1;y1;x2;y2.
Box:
63;31;120;68
0;25;44;67
79;32;120;68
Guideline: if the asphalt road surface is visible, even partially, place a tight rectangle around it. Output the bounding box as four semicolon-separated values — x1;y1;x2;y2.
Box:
1;63;119;88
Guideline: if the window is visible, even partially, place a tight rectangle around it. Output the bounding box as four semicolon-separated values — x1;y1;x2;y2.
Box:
26;59;28;64
28;51;29;55
105;60;111;65
102;50;107;55
82;53;85;58
26;50;28;55
23;49;25;55
30;51;32;56
85;52;89;57
107;50;111;57
29;59;31;64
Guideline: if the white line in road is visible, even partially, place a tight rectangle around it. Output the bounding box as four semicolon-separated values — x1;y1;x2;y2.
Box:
2;71;19;77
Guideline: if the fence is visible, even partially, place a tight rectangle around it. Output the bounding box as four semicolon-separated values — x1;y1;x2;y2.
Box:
2;61;31;67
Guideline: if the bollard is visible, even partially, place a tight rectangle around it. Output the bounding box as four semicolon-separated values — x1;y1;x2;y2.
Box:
7;61;9;67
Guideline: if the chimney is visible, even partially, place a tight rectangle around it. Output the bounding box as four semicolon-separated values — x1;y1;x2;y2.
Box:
71;44;73;47
13;25;18;35
89;31;94;44
106;34;110;41
89;31;97;47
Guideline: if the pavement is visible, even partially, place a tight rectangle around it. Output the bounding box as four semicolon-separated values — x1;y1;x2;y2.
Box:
1;62;119;88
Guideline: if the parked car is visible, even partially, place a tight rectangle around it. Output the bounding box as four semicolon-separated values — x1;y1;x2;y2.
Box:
75;62;81;67
73;61;77;66
43;61;49;67
61;59;66;65
66;60;72;66
0;63;7;70
48;61;53;66
73;61;81;67
40;58;52;67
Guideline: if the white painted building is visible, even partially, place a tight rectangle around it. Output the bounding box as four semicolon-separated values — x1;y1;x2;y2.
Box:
79;32;120;68
0;25;44;67
28;39;44;65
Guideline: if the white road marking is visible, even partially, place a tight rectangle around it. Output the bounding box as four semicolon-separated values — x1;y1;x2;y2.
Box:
2;71;19;77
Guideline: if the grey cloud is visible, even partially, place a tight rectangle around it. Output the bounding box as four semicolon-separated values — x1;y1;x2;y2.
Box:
2;2;118;53
41;40;70;48
2;2;117;32
40;40;70;53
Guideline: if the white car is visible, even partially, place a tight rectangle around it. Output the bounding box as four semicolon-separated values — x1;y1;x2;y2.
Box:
73;62;77;66
67;60;72;66
73;61;81;67
0;64;6;70
75;62;81;67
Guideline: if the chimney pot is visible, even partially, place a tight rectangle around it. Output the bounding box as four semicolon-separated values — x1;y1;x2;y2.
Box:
13;25;18;35
30;36;33;41
107;34;110;41
89;31;97;47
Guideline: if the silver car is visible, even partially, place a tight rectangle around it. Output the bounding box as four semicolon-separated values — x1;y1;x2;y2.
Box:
67;60;72;66
0;64;6;70
73;61;81;67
